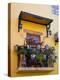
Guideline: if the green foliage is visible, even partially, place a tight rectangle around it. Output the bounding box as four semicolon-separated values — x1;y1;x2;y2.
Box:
43;47;55;56
15;45;57;66
36;54;44;62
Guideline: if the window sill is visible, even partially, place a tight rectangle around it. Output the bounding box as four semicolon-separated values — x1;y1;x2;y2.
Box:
17;67;54;72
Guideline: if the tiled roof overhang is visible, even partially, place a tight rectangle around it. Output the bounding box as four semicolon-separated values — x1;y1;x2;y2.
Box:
19;11;53;26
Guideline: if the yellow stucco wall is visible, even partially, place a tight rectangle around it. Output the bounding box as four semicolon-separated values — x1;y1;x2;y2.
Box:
9;3;58;77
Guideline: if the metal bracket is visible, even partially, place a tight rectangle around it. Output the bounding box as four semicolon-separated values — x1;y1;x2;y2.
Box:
18;15;22;32
46;24;51;37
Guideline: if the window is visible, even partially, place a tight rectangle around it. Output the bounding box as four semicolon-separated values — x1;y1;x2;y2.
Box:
26;33;40;45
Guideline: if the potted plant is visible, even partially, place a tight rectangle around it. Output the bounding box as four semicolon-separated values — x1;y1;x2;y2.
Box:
15;45;27;67
43;47;57;67
54;32;58;45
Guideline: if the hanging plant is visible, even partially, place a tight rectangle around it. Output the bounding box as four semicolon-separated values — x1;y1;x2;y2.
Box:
14;45;27;55
43;47;57;66
54;32;58;45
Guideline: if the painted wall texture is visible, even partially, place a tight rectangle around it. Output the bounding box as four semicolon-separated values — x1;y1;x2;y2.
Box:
9;3;58;76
